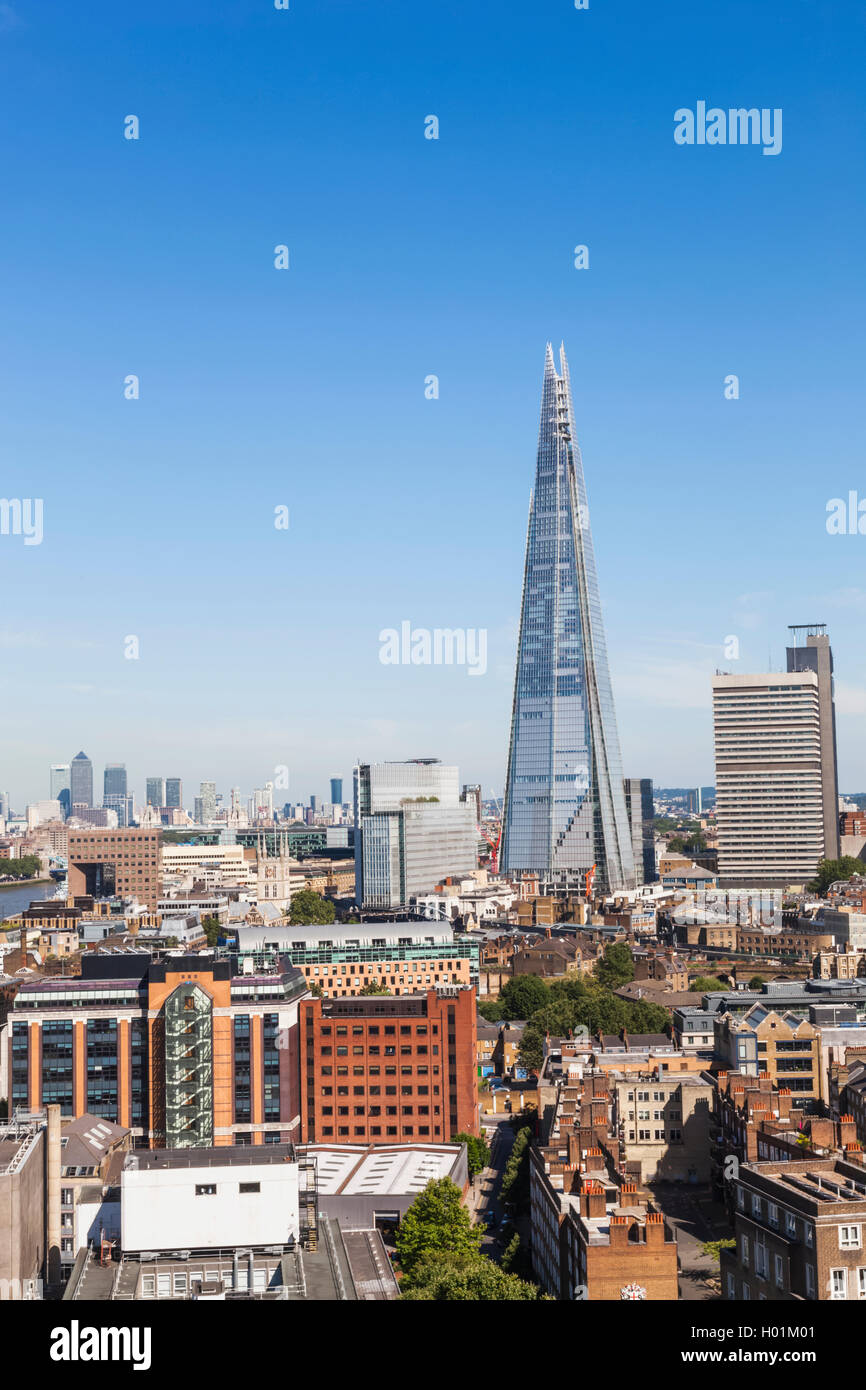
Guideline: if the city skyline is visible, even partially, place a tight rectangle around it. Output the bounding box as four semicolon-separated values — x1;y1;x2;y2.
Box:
2;3;866;806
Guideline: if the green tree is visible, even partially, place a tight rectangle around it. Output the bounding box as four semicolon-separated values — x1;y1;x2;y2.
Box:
700;1238;735;1262
395;1179;482;1277
201;916;221;948
359;980;390;995
517;976;670;1072
809;857;865;895
748;975;765;991
308;981;323;998
289;889;335;925
497;975;551;1021
400;1251;546;1300
0;855;42;880
500;1124;533;1209
595;942;635;989
691;975;727;993
452;1131;490;1179
477;999;508;1024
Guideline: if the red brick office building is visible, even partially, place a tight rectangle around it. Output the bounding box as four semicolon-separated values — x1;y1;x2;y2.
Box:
299;988;478;1144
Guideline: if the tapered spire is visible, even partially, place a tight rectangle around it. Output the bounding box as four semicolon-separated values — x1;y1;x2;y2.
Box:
501;343;635;893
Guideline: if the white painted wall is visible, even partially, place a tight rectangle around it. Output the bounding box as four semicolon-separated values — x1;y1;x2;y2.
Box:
121;1159;300;1251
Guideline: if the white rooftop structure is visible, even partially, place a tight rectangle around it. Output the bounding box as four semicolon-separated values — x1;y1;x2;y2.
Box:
306;1143;464;1197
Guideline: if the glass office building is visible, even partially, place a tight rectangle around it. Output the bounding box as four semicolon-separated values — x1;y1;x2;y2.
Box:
69;751;93;809
501;343;635;894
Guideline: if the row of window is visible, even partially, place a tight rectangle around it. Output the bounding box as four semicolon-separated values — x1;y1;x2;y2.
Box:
319;1125;437;1138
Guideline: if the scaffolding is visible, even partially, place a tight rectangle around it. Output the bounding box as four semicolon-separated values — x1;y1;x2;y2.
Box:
298;1156;318;1251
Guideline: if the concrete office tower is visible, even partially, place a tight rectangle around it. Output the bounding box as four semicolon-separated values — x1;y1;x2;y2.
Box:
102;763;130;827
713;671;827;888
330;778;343;807
103;763;127;800
786;625;840;864
353;759;478;910
146;777;166;808
69;751;93;808
623;777;657;886
501;343;636;895
199;781;217;823
165;778;183;810
50;764;71;818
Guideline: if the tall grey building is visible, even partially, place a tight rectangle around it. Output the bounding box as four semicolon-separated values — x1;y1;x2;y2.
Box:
103;764;127;799
501;343;635;894
198;781;217;823
146;777;166;808
50;763;71;819
69;751;93;809
712;628;840;888
623;777;656;886
353;759;478;911
103;764;132;827
786;625;840;863
165;778;183;810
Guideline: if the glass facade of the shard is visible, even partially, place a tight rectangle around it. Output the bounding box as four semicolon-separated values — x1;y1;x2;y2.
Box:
501;343;636;893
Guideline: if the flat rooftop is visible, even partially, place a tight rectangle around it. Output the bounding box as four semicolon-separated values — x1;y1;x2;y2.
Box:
125;1143;296;1171
745;1159;866;1209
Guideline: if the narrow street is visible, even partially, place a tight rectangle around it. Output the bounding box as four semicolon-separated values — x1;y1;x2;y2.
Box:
648;1182;731;1300
469;1117;517;1262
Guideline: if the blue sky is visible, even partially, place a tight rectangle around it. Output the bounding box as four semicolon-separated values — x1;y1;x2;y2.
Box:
1;0;865;809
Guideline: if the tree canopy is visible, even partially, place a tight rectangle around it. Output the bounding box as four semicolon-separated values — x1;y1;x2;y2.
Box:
494;975;551;1022
452;1131;490;1179
809;857;865;895
395;1178;482;1276
201;915;221;948
0;855;42;880
289;889;335;925
517;973;670;1072
400;1251;545;1301
691;975;727;993
594;942;635;989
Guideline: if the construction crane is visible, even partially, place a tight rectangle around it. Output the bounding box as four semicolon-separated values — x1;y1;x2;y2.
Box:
478;788;504;874
477;823;503;874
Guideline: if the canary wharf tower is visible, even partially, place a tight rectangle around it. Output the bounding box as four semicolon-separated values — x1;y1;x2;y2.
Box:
501;343;636;894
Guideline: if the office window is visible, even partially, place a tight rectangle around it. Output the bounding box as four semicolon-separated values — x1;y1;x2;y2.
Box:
840;1225;861;1250
774;1254;784;1288
195;1184;216;1196
858;1268;866;1300
239;1182;260;1194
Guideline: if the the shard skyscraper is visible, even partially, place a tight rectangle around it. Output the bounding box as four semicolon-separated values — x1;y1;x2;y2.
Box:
501;343;636;894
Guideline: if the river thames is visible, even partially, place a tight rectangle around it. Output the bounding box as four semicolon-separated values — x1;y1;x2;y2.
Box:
0;878;63;921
